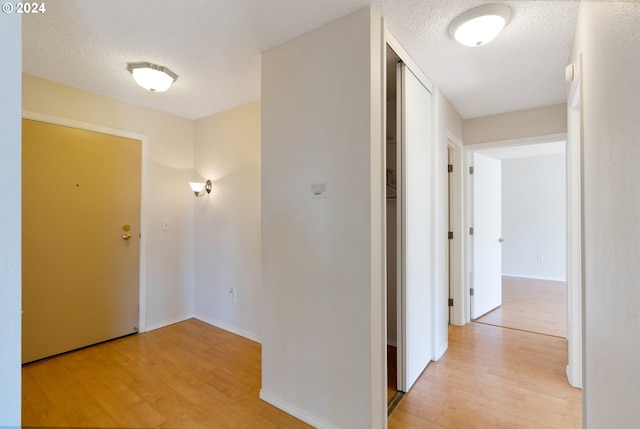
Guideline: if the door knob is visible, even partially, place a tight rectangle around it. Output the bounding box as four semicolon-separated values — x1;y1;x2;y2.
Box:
122;224;131;240
498;237;504;243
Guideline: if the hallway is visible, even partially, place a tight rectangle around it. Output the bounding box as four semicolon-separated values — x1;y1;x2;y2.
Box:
388;322;581;428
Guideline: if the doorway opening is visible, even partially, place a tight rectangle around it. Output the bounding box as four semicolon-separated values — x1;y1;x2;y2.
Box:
468;141;567;338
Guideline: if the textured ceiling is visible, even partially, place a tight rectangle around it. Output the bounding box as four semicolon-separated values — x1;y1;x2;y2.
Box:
22;0;579;120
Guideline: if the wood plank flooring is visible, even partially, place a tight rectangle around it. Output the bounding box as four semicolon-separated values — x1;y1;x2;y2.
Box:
24;315;581;428
388;322;582;429
474;276;566;337
22;318;311;428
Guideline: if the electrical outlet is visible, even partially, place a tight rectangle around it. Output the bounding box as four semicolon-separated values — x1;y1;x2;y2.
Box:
229;288;236;303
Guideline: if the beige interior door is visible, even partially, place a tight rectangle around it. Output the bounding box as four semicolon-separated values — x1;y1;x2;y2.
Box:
22;119;141;363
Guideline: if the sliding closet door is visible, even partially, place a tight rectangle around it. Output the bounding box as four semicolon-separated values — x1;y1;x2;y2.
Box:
397;63;433;392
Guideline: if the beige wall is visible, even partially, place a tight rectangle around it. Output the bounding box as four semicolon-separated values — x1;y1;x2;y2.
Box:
572;3;640;428
23;74;196;331
463;103;566;145
192;101;262;340
441;92;463;141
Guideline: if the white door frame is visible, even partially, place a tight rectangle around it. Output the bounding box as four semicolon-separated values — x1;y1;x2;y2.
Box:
447;132;465;326
566;56;583;389
22;110;149;333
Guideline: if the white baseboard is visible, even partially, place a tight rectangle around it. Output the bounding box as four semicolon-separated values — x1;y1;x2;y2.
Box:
259;389;336;429
502;273;567;282
144;314;194;333
194;314;262;343
435;341;448;361
566;364;583;389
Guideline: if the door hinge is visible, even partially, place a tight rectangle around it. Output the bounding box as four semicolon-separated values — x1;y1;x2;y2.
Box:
448;231;454;240
448;164;453;173
448;298;454;307
469;227;474;235
469;166;474;174
470;288;474;296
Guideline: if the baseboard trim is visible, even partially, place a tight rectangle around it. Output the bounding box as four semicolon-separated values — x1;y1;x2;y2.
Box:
194;315;262;344
502;274;567;282
435;341;448;361
144;314;194;333
259;389;336;429
566;363;583;389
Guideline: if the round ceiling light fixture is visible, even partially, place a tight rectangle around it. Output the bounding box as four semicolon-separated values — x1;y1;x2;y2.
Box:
449;4;511;47
126;62;178;92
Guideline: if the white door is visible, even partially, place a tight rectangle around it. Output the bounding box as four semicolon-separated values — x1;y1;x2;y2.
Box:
397;63;433;392
471;152;502;319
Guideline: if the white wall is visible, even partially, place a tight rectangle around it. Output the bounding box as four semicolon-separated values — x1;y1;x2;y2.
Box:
22;75;195;331
261;7;385;429
0;13;22;426
502;154;566;281
463;104;567;146
193;101;262;341
572;2;640;428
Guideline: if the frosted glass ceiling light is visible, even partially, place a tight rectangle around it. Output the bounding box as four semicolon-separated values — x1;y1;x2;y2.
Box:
127;62;178;92
449;4;511;47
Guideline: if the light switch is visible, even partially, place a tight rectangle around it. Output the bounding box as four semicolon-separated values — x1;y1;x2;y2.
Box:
162;218;171;231
311;183;327;198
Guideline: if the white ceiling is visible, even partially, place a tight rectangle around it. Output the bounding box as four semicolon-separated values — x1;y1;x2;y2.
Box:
22;0;579;120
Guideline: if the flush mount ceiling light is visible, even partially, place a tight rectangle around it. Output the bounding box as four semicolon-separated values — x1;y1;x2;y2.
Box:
449;4;511;47
126;62;178;92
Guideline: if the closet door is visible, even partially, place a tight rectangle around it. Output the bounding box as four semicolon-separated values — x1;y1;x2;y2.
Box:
397;63;433;392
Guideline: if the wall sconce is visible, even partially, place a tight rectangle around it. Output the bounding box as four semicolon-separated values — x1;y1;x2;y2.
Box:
189;180;212;197
127;61;178;92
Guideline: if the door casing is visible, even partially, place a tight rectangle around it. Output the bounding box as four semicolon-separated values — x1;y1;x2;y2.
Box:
23;111;149;335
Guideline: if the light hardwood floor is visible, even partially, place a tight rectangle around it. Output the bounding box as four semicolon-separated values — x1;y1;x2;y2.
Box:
388;322;582;429
24;316;581;428
22;318;311;428
474;276;566;337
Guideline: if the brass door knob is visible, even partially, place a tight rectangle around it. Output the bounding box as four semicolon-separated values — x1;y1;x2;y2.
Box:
122;232;131;240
